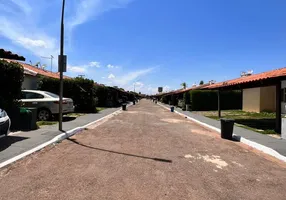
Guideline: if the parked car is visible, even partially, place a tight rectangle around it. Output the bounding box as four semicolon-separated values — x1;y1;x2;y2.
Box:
0;108;11;137
21;90;74;121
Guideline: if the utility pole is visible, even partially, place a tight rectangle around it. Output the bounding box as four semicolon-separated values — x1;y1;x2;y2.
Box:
41;55;54;71
58;0;66;131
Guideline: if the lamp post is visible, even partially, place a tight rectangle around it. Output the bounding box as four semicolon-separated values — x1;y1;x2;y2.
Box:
58;0;66;131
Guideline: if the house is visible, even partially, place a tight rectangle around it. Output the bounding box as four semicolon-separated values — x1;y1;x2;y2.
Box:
3;59;70;90
205;68;286;114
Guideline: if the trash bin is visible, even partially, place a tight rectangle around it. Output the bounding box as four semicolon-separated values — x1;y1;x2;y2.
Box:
122;104;127;111
133;100;136;105
26;108;38;130
19;108;32;131
220;118;234;140
170;106;174;112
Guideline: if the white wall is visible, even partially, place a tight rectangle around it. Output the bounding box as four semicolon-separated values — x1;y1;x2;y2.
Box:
22;75;39;90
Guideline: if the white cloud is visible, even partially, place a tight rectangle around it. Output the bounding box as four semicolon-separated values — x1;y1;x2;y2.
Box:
134;81;144;88
0;0;133;59
10;0;32;15
89;61;101;68
67;0;134;31
16;37;48;48
107;64;114;68
67;65;86;73
112;68;154;86
108;73;116;79
107;64;120;69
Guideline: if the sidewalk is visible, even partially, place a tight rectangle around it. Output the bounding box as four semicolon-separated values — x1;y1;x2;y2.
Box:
161;103;286;157
0;107;121;163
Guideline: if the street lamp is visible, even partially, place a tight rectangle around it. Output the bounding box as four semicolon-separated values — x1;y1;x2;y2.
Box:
58;0;67;131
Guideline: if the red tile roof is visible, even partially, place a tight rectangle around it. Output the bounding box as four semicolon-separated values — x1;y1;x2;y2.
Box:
205;67;286;89
4;59;70;79
0;49;25;61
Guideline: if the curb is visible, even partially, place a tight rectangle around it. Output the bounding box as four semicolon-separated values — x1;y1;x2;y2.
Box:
158;103;286;163
0;104;134;169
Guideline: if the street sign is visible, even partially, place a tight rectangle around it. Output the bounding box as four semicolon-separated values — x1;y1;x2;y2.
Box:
158;87;163;93
58;55;67;72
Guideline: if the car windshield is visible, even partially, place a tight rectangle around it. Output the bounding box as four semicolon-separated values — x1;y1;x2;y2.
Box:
44;92;59;98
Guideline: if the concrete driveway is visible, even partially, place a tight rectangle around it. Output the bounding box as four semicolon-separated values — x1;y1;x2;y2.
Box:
0;99;285;200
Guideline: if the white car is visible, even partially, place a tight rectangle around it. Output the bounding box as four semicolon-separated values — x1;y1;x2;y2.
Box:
21;90;75;121
0;109;11;138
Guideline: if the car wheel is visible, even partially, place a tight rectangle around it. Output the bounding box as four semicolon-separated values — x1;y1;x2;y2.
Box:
38;109;51;121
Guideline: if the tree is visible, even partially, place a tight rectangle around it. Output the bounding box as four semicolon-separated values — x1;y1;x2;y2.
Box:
181;82;187;89
199;80;204;85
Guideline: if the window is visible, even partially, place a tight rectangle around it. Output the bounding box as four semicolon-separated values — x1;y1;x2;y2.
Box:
22;92;44;99
44;92;59;98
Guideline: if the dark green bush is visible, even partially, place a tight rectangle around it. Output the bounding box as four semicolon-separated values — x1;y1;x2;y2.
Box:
183;91;191;105
171;95;176;106
161;95;169;104
38;77;97;112
190;90;242;111
0;60;24;110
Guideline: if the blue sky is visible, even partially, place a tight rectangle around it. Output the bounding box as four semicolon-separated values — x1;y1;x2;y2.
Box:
1;0;286;94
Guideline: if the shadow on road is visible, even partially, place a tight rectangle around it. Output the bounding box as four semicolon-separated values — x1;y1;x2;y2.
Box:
0;136;28;152
67;138;172;163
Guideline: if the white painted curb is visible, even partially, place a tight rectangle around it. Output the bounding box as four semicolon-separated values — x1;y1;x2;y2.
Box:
0;103;134;169
158;103;286;163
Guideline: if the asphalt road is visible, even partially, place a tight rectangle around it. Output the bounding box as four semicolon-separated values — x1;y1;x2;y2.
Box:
0;99;285;200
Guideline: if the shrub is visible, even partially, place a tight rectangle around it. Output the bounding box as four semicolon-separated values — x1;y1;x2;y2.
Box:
161;95;169;104
190;90;242;111
38;77;97;112
171;95;176;106
0;60;24;110
183;91;191;105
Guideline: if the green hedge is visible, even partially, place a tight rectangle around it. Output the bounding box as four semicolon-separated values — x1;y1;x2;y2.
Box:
0;60;24;110
38;77;97;112
190;90;242;111
38;77;135;110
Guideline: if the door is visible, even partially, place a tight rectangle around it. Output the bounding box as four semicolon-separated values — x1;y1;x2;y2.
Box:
21;91;45;109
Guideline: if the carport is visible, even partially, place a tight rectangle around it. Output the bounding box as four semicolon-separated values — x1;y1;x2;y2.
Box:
205;67;286;135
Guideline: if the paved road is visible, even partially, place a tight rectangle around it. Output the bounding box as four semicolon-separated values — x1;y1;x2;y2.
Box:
0;100;285;200
0;107;120;163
